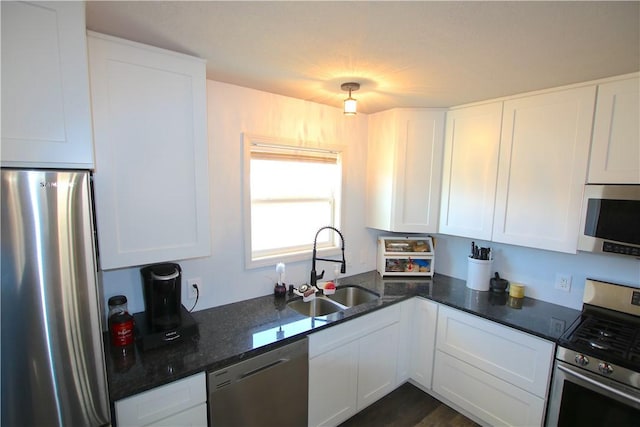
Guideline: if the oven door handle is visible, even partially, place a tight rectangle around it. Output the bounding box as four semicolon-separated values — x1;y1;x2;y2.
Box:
558;364;640;405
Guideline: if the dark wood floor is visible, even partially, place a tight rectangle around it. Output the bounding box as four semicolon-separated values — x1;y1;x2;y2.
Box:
339;383;480;427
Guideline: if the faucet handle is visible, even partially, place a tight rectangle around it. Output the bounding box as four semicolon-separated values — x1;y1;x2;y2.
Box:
316;270;325;281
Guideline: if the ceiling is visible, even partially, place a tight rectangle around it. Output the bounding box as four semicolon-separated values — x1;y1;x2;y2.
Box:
85;1;640;114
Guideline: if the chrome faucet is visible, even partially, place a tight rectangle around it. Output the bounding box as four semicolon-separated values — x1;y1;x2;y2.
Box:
310;226;346;290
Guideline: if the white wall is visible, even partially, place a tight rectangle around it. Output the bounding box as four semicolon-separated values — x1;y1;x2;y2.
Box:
433;234;640;309
99;80;378;314
99;80;640;315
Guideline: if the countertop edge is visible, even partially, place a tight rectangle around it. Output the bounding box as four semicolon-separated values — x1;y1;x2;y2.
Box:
104;271;581;402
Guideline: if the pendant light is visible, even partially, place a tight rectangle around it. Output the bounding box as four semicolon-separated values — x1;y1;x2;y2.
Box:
341;82;360;115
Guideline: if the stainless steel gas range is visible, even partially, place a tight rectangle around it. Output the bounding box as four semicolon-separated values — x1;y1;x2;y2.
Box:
546;279;640;426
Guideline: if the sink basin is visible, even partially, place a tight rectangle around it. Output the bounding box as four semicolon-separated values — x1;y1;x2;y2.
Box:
287;285;380;317
287;297;343;316
327;286;379;307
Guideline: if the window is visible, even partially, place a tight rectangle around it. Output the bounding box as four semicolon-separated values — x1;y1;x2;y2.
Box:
243;134;343;268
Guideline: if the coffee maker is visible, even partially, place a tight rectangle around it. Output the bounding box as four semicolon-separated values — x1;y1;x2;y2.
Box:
134;262;198;350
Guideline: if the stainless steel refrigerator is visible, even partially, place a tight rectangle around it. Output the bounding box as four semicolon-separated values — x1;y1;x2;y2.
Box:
1;169;110;426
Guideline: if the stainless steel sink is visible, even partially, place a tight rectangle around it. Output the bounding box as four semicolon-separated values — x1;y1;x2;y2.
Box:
327;286;379;307
287;297;344;316
287;285;379;317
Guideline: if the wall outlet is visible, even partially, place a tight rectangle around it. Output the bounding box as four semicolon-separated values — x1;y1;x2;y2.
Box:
554;273;572;292
550;318;566;335
187;277;202;300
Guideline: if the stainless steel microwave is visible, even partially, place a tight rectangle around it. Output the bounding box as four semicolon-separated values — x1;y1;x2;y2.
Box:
578;184;640;258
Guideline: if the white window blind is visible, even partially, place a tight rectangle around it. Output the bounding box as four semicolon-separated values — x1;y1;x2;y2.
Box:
243;137;343;267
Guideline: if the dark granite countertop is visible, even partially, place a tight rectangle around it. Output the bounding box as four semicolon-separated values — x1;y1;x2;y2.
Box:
104;271;581;402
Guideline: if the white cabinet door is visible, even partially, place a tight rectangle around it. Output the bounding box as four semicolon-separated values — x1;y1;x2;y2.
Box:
366;109;445;233
410;298;438;390
395;299;414;385
357;322;399;410
115;373;206;427
436;305;554;398
1;1;93;168
439;102;503;239
308;304;401;427
434;306;553;427
88;32;211;270
308;340;359;427
366;111;396;231
589;76;640;184
493;86;595;253
433;351;545;427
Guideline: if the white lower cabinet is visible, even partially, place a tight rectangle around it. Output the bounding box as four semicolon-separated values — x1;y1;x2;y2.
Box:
308;305;401;427
144;403;207;427
114;373;206;427
410;298;438;390
309;339;359;427
395;299;414;384
357;322;399;409
432;305;554;427
434;351;545;427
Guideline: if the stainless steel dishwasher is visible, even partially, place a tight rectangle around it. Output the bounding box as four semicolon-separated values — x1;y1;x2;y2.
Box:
208;338;308;426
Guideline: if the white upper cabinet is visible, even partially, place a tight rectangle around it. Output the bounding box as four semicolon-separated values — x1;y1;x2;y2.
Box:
439;102;503;240
493;86;595;253
1;1;94;168
366;108;445;233
88;32;211;270
588;76;640;184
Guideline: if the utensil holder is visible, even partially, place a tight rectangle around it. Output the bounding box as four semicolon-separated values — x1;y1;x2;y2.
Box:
466;256;493;291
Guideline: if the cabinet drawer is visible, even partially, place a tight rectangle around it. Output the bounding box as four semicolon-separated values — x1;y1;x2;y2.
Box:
436;306;553;397
433;351;545;427
309;304;400;358
115;373;206;427
145;403;207;427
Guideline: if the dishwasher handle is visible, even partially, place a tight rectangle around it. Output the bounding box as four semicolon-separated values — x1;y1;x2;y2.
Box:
209;338;309;392
240;358;289;380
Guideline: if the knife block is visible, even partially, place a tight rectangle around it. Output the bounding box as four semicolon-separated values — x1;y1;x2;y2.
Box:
466;256;492;291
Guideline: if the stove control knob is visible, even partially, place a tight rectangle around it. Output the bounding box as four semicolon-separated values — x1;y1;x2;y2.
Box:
574;354;589;366
598;362;613;375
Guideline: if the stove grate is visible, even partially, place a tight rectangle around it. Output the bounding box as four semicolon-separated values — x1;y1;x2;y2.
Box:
569;315;640;362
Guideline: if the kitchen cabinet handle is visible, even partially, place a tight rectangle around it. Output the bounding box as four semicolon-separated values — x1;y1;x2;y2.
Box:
239;358;289;380
163;333;181;341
